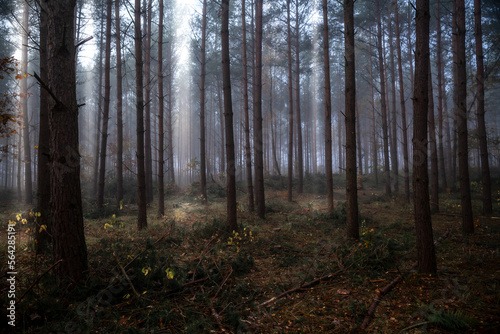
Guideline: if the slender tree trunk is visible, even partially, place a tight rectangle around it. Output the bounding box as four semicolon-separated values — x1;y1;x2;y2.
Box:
287;0;294;202
199;0;207;204
322;0;333;214
369;50;378;185
388;13;398;194
144;0;153;203
474;0;492;216
254;0;265;218
345;0;358;240
21;1;32;204
436;0;448;191
97;0;112;209
428;65;439;212
158;0;165;216
294;0;303;194
36;4;51;253
166;41;175;183
394;0;410;203
115;0;124;208
93;18;104;196
241;0;254;211
221;0;237;231
455;0;474;234
413;0;436;274
376;0;391;195
135;0;147;230
43;0;88;282
356;103;363;185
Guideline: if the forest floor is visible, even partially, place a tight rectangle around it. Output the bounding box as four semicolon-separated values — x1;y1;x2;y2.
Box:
1;179;500;333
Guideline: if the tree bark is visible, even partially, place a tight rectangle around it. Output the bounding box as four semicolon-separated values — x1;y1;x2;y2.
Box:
21;1;32;204
376;0;391;195
388;11;398;194
455;0;474;234
158;0;165;216
344;0;358;240
241;0;254;212
115;0;124;208
294;0;303;194
474;0;492;216
369;48;378;186
394;0;410;203
135;0;147;230
287;0;294;203
254;0;265;218
199;0;207;205
322;0;333;214
221;0;237;231
428;64;439;212
413;0;437;273
43;0;88;282
97;0;112;209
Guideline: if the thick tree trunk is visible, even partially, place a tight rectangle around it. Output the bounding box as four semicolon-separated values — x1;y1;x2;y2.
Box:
135;0;147;230
199;0;207;205
44;0;88;282
474;0;492;216
254;0;265;218
22;1;32;204
241;0;254;212
221;0;237;231
158;0;165;216
344;0;358;240
376;0;391;195
97;0;112;209
287;0;294;203
36;4;51;253
455;0;474;234
394;0;410;203
115;0;124;208
322;0;333;214
413;0;436;274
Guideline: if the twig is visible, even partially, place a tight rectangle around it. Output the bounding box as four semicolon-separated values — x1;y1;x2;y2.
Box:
33;72;62;105
210;306;227;332
360;229;452;330
75;36;93;48
17;259;63;304
113;252;140;298
259;268;344;308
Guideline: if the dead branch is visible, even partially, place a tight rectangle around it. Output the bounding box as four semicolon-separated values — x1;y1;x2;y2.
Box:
360;229;452;330
113;252;140;298
259;269;344;308
17;259;63;304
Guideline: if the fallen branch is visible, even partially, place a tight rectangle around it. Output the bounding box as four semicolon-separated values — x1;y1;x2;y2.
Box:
113;252;140;298
259;269;344;308
360;229;452;330
17;259;63;304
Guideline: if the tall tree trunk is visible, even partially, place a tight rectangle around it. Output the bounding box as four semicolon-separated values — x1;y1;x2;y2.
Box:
254;0;265;218
394;0;410;203
158;0;165;216
36;4;51;253
93;18;104;196
455;0;474;234
428;65;439;212
287;0;294;202
166;41;175;184
474;0;492;216
199;0;207;204
241;0;254;211
97;0;112;209
115;0;124;208
144;0;153;203
388;12;398;194
345;0;358;240
369;49;378;185
376;0;391;195
435;0;448;191
294;0;303;194
322;0;333;214
22;1;32;204
221;0;237;231
43;0;88;282
413;0;436;274
135;0;147;230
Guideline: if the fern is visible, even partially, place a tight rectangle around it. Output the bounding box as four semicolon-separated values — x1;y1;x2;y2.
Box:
427;307;477;331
